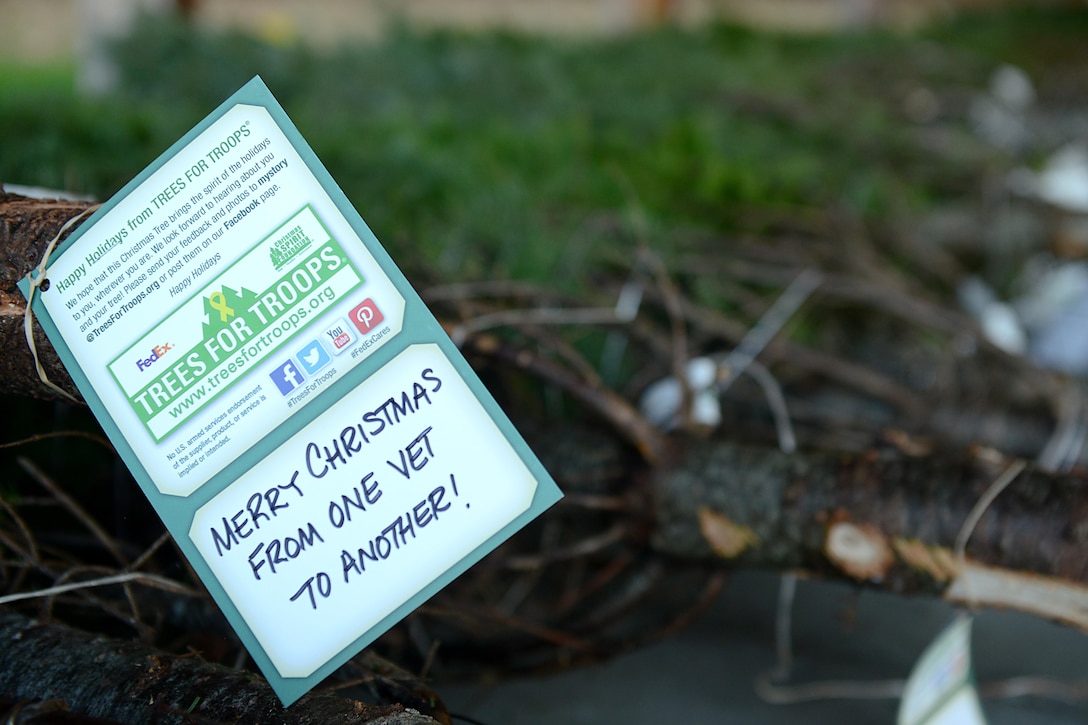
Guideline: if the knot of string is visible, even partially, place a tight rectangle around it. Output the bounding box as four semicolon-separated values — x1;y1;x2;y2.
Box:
23;205;100;402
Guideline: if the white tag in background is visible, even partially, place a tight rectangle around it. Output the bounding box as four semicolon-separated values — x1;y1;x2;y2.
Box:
898;616;987;725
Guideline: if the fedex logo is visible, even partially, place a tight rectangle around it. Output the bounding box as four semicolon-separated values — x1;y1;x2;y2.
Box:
135;343;173;371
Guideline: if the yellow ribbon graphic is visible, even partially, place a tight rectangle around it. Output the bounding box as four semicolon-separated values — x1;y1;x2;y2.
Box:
208;291;236;323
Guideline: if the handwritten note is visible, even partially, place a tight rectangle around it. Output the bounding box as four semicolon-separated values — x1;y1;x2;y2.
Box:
191;344;536;677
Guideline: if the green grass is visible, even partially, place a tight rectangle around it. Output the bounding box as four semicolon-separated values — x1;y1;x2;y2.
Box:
0;8;1083;296
0;60;75;96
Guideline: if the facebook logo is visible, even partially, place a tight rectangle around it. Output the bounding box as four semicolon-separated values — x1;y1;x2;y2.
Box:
271;359;305;395
296;339;330;376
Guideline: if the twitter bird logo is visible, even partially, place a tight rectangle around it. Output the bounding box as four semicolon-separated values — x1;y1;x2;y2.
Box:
296;339;330;375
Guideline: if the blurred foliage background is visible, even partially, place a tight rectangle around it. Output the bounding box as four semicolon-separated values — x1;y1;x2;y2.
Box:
2;7;1085;296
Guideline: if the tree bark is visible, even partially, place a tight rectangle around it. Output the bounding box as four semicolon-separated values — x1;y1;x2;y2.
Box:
651;438;1087;580
650;437;1088;605
0;610;438;725
0;192;92;400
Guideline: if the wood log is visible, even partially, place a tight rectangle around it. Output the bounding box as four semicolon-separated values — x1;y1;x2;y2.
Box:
0;610;439;725
0;192;92;400
649;437;1088;629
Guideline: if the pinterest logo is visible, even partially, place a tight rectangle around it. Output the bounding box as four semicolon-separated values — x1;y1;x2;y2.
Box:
349;298;384;333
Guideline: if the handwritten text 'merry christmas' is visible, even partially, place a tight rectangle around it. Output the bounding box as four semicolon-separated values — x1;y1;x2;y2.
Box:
203;366;468;609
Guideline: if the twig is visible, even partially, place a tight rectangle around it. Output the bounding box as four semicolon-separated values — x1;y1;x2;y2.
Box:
954;458;1027;560
755;672;906;704
558;493;630;512
35;565;157;638
0;429;114;452
465;334;665;462
639;247;693;425
0;497;40;566
1038;379;1088;473
658;282;924;417
503;523;629;571
979;676;1088;701
561;559;668;640
423;279;565;304
633;569;726;647
771;573;796;681
449;307;631;347
715;268;822;395
517;323;606;388
16;456;128;567
556;550;636;615
0;571;196;605
420;603;596;653
128;530;172;572
743;361;797;454
756;570;906;704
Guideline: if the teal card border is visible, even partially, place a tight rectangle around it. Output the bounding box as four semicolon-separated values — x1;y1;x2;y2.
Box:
19;76;562;706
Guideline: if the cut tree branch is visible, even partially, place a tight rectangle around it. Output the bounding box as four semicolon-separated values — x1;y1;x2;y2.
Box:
0;610;439;725
0;192;93;400
648;436;1088;629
